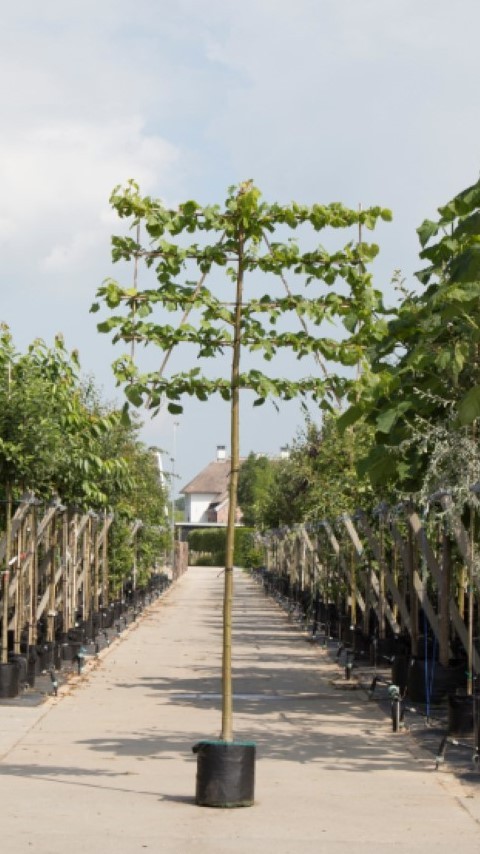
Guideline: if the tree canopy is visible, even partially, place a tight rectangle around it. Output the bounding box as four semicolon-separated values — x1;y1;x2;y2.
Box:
0;326;170;587
91;179;391;414
337;176;480;508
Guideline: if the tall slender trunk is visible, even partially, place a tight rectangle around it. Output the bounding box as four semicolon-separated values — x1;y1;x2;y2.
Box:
93;520;100;613
378;518;386;640
439;524;451;668
14;517;24;655
29;503;38;646
2;481;12;663
468;508;475;695
221;229;244;743
408;522;419;657
47;515;57;644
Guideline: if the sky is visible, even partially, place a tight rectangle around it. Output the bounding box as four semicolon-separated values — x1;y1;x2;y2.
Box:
1;0;480;493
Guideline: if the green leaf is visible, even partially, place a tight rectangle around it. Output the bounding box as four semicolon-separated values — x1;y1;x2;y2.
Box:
167;402;183;414
417;219;440;248
336;404;364;434
457;385;480;425
448;246;480;284
356;444;397;485
125;386;144;407
97;317;121;334
376;402;410;434
454;210;480;239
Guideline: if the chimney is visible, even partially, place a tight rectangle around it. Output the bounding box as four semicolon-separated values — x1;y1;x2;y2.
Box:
216;445;226;461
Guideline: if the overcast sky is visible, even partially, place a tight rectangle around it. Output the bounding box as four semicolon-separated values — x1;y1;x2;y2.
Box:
1;1;480;489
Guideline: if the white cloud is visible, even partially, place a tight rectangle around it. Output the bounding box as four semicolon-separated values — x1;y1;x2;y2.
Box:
42;230;102;273
0;119;180;274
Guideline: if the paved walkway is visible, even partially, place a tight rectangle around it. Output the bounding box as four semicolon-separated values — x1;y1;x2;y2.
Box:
1;567;480;853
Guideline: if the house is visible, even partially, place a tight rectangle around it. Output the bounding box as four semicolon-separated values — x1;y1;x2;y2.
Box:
180;446;244;525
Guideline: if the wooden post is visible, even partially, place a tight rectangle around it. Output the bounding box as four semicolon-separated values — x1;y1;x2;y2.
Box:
82;520;90;621
13;518;23;655
341;515;400;634
93;518;100;614
29;502;39;647
378;514;386;640
101;513;111;607
349;543;357;627
62;511;70;633
47;513;57;644
409;523;419;656
439;521;451;668
406;506;480;672
2;483;12;663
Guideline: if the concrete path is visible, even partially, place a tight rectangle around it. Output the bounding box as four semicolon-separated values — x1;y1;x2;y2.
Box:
1;567;480;853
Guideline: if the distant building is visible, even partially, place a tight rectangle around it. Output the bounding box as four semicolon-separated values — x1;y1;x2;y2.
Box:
180;445;244;525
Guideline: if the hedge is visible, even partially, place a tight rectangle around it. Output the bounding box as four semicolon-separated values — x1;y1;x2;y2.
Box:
187;527;262;568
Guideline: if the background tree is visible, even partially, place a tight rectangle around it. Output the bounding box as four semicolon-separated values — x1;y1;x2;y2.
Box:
0;326;169;599
254;415;376;528
237;452;277;527
337;177;480;501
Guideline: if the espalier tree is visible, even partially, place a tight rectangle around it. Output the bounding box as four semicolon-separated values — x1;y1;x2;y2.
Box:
92;180;390;741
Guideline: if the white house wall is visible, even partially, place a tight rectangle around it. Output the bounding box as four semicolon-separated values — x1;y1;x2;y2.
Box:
186;493;217;523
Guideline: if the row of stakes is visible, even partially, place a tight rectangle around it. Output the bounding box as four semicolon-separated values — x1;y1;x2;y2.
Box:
1;574;171;701
250;567;480;769
61;578;171;684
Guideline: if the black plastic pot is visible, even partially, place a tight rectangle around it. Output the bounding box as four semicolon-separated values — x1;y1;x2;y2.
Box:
391;655;409;694
8;654;28;688
352;630;370;658
192;740;256;808
54;643;62;669
84;615;94;642
369;637;398;666
68;626;86;643
0;661;20;698
338;622;368;656
102;609;114;629
447;694;474;736
61;642;74;662
407;658;467;704
68;641;83;659
37;642;55;672
26;647;37;687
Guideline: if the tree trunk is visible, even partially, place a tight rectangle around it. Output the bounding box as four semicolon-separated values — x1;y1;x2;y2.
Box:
221;230;244;743
439;525;451;668
29;503;38;647
2;482;12;663
47;515;57;644
408;524;419;657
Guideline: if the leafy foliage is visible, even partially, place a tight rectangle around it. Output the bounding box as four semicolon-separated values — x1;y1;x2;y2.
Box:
0;326;169;580
237;452;277;527
338;176;480;495
257;415;376;528
92;180;391;414
187;527;261;568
